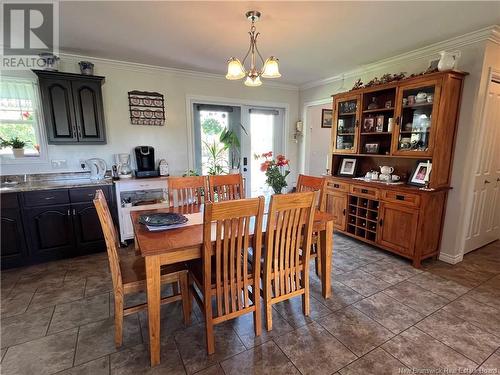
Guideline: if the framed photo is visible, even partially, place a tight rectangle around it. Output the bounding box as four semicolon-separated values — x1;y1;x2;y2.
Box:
321;109;333;128
408;161;432;186
375;115;384;132
338;158;358;177
364;143;380;154
362;117;375;133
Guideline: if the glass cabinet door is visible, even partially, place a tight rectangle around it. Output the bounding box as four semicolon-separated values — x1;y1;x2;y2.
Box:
392;80;441;156
333;95;360;154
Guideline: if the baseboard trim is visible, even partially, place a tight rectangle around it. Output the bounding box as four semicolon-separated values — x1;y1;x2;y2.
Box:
438;252;464;264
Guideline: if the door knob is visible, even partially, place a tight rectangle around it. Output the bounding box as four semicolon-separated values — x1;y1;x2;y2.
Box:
497;178;500;182
484;180;491;184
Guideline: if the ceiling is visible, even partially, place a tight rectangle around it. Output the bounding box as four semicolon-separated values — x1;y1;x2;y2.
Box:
60;1;500;86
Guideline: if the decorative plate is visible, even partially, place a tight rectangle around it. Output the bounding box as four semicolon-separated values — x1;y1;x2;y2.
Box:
139;212;188;227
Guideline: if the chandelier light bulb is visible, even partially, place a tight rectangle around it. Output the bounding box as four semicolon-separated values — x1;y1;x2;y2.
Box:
261;57;281;78
244;75;262;87
226;58;246;80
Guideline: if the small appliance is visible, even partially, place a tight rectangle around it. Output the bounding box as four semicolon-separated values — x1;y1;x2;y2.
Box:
115;153;133;179
135;146;159;178
158;159;169;176
86;158;107;180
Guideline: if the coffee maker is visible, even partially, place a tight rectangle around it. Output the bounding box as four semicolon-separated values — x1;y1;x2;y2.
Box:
135;146;159;178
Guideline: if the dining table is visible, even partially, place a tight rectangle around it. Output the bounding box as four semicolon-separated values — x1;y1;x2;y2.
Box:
131;203;334;366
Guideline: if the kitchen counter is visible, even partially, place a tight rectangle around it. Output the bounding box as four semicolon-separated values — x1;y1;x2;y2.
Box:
0;172;113;193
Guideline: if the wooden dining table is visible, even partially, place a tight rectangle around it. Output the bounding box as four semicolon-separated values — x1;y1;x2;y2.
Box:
131;204;334;366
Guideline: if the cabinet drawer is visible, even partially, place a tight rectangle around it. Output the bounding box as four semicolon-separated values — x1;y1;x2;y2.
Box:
326;180;349;193
1;193;19;209
70;186;110;203
381;190;421;207
350;185;379;199
23;189;69;207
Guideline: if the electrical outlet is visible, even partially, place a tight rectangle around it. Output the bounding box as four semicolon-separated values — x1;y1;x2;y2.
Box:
51;159;68;169
79;160;87;170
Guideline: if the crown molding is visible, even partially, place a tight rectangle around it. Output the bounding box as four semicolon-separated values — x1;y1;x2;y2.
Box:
300;25;500;90
58;52;299;91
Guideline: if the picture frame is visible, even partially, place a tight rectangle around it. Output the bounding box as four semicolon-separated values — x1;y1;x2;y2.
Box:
364;143;380;154
375;115;384;132
362;117;375;133
408;160;432;186
338;158;358;177
321;109;333;128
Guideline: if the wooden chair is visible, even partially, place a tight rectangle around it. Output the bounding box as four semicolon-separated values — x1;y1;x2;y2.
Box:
188;197;265;354
93;189;191;347
296;174;326;276
208;174;245;202
262;191;316;331
168;175;207;212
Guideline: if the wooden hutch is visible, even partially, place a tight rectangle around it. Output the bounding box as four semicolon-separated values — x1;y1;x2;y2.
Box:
324;70;467;267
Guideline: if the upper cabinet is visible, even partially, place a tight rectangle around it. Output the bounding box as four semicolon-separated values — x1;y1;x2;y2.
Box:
34;70;107;144
392;78;441;157
332;94;361;154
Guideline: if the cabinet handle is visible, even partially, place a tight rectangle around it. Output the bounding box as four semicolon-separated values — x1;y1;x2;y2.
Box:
396;116;400;125
355;120;359;128
333;184;340;188
484;180;491;184
342;208;346;216
67;209;71;216
361;189;368;194
44;196;55;200
73;209;76;216
396;195;405;201
379;219;383;226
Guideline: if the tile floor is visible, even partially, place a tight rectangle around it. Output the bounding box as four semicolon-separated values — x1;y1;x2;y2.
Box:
1;234;499;375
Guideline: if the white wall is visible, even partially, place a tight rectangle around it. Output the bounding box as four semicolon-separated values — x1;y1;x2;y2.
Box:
306;103;332;176
1;54;300;181
300;28;498;263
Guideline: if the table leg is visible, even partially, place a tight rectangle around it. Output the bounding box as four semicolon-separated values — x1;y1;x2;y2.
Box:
320;221;333;299
145;255;161;366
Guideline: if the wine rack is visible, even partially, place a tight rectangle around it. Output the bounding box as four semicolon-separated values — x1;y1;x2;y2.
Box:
346;195;379;243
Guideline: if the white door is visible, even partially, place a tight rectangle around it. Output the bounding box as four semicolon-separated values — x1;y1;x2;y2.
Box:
464;79;500;253
240;106;285;197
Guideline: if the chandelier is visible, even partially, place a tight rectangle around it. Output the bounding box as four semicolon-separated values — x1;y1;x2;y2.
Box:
225;11;281;87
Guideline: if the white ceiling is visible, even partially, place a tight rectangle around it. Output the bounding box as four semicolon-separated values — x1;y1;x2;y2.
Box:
60;1;500;86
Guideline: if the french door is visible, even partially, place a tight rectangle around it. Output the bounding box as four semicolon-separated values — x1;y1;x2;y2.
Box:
240;106;285;197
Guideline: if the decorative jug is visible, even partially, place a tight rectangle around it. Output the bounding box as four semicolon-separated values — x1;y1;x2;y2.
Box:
438;51;459;72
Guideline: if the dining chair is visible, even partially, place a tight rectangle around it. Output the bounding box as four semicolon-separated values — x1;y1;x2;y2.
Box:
168;175;207;212
188;196;265;354
93;189;191;347
296;174;326;276
208;174;245;202
262;191;316;331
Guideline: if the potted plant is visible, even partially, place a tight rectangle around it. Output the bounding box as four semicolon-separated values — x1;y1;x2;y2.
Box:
219;128;241;174
203;140;227;175
0;137;29;158
257;151;290;194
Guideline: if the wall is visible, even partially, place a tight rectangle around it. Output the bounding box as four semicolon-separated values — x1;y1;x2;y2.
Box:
306;103;333;176
300;26;498;263
1;54;300;181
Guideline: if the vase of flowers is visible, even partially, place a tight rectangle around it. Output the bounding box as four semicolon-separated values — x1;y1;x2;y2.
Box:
258;151;290;194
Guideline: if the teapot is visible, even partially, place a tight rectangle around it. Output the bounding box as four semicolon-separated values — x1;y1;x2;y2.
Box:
370;171;379;180
379;166;394;175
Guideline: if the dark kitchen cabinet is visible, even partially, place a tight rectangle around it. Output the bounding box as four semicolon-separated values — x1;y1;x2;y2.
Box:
24;205;75;262
72;202;105;255
34;70;106;145
1;184;114;269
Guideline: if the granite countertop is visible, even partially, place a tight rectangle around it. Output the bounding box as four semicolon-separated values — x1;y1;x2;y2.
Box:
0;172;113;193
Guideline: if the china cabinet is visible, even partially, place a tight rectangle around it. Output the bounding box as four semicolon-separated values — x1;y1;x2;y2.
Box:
326;70;467;267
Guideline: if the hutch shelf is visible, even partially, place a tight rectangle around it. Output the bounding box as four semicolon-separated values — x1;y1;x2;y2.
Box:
325;70;467;267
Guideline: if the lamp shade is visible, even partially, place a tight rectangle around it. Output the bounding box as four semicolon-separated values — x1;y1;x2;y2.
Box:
261;56;281;78
226;58;246;80
244;75;262;87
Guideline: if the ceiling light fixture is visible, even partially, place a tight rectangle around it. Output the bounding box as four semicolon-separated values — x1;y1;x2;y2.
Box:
226;11;281;87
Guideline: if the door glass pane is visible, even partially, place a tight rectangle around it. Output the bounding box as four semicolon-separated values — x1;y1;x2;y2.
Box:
199;110;229;175
398;85;435;152
336;99;357;151
250;112;274;197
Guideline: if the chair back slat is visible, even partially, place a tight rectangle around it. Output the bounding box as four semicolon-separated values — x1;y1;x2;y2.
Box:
93;190;123;292
296;174;326;211
264;192;316;299
208;174;245;202
168;176;207;210
203;197;264;318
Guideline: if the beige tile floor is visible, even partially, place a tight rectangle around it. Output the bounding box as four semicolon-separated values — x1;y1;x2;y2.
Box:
1;234;499;375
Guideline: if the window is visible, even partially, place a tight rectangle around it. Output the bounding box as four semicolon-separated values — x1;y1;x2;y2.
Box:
0;79;43;158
